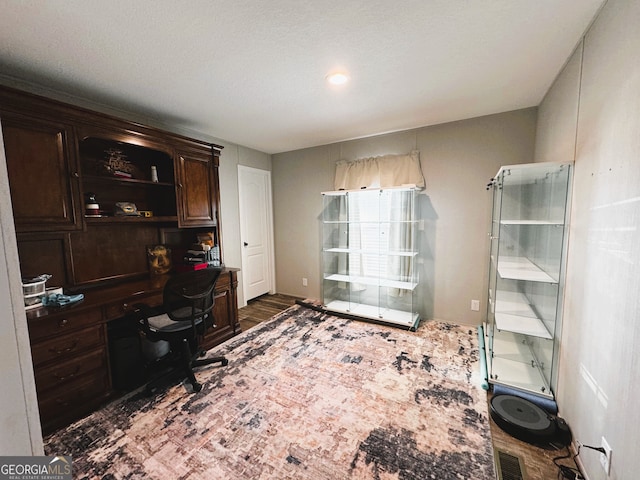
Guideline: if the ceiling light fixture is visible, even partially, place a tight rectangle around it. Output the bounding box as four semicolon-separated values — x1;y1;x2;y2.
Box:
326;72;350;86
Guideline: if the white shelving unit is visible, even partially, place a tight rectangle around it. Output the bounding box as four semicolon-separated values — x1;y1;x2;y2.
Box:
484;162;572;399
321;187;420;330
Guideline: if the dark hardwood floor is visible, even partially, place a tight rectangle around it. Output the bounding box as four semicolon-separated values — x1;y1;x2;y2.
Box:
237;295;579;479
238;293;300;332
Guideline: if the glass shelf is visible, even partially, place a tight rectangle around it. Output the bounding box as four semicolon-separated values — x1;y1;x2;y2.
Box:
493;291;552;339
324;273;418;291
323;220;419;224
487;330;552;395
324;299;419;328
500;220;564;225
497;256;558;283
324;247;417;257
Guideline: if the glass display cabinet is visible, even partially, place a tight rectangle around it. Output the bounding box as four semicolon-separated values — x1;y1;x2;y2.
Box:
485;162;572;398
321;188;420;330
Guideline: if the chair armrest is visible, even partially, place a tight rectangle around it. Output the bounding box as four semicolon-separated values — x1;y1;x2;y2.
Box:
131;302;155;333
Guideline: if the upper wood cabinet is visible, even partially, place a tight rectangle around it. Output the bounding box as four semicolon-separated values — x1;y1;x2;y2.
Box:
2;113;82;232
175;148;220;228
1;86;225;288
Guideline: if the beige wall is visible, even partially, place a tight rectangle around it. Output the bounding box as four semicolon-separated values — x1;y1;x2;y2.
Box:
535;0;640;477
272;108;537;325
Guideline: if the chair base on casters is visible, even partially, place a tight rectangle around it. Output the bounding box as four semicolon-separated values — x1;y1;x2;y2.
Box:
188;358;229;392
144;338;228;395
180;337;228;392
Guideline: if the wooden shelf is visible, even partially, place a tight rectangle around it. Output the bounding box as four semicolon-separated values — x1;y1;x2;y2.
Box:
83;174;174;188
84;215;178;224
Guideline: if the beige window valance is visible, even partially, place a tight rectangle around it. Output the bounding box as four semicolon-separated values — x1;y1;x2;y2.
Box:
334;150;425;190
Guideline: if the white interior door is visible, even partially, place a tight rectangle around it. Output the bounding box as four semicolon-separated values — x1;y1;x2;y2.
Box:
238;165;275;302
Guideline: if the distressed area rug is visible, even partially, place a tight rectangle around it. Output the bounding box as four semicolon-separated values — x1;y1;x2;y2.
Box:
45;304;495;479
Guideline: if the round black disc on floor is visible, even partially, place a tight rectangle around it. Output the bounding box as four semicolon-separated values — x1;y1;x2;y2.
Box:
490;394;557;445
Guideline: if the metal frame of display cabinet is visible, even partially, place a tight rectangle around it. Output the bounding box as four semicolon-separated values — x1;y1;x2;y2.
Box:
321;187;421;330
484;162;572;399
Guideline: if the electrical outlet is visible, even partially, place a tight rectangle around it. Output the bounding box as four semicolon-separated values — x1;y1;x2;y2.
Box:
302;277;308;287
600;436;612;475
471;299;480;311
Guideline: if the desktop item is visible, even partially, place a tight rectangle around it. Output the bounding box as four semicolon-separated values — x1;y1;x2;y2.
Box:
147;245;172;275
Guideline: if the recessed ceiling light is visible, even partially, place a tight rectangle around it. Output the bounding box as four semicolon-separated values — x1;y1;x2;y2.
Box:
326;72;350;86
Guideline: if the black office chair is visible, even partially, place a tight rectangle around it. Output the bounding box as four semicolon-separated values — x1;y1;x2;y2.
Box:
134;268;228;393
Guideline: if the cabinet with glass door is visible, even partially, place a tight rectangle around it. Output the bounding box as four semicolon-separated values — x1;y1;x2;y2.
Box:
485;162;572;399
321;187;420;330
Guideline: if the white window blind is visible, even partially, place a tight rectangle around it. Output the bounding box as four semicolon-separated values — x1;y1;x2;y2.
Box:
343;189;415;297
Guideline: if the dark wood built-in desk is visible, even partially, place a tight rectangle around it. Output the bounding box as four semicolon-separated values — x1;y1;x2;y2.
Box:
26;269;239;434
0;85;240;434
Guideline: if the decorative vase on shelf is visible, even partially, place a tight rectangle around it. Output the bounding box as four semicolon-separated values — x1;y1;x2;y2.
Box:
84;193;100;217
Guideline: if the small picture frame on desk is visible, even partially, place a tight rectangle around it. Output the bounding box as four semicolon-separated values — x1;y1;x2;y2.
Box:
147;245;172;275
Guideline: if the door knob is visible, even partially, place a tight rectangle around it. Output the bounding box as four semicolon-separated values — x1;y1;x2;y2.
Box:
243;242;248;247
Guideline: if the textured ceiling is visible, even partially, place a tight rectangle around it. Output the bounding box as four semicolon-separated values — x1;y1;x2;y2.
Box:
0;1;603;154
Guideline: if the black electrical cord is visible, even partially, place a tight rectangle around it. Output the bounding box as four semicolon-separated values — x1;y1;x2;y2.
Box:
554;442;604;479
553;445;583;480
581;443;606;455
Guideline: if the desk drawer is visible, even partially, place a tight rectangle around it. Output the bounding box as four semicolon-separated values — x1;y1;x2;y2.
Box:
31;325;105;367
38;372;109;430
28;307;102;342
35;348;107;393
214;271;231;293
103;292;163;320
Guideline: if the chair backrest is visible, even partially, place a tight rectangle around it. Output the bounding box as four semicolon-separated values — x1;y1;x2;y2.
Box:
162;268;222;323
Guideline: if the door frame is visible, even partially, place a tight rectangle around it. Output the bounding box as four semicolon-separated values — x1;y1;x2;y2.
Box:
0;122;44;453
238;165;276;306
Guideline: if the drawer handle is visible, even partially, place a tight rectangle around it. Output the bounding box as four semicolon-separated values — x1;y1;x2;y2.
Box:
53;366;81;381
122;303;128;310
49;341;79;355
58;319;69;328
